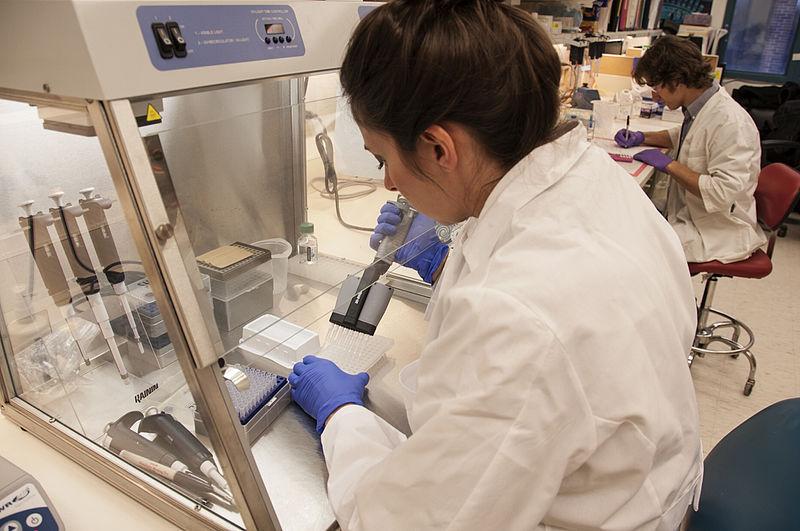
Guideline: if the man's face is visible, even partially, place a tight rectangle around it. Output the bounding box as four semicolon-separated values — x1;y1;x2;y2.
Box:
651;83;683;110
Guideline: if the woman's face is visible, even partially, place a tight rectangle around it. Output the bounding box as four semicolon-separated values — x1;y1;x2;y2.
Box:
358;124;484;225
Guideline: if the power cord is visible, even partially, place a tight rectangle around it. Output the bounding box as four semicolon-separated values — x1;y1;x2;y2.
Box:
305;110;376;232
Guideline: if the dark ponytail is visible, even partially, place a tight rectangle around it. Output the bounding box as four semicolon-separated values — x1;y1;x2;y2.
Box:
340;0;561;173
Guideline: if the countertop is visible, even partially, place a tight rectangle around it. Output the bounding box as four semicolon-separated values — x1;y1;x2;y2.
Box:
0;413;178;531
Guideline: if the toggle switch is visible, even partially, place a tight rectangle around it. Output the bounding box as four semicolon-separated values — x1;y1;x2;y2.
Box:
151;22;174;59
166;22;187;57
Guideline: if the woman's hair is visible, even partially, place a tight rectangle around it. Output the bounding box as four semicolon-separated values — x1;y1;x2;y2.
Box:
633;35;713;90
339;0;561;173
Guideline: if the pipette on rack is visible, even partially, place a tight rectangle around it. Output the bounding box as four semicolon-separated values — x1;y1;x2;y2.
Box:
49;191;129;379
78;187;144;354
18;200;91;366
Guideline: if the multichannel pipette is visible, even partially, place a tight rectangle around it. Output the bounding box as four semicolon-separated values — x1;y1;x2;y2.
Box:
48;191;128;379
358;197;416;294
329;197;415;336
78;187;144;354
18;200;91;366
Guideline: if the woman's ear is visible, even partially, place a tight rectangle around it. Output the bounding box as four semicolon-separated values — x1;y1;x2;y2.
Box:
419;124;458;171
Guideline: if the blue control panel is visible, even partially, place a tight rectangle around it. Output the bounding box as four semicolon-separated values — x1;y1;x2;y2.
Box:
136;5;305;71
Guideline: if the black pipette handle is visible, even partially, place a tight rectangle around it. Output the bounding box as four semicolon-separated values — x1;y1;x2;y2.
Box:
138;412;212;474
106;412;181;468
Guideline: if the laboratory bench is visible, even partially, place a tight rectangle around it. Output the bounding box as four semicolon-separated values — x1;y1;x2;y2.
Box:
593;115;682;187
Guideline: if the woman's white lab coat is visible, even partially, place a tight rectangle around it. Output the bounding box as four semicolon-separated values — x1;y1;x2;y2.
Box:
322;125;703;530
665;88;767;263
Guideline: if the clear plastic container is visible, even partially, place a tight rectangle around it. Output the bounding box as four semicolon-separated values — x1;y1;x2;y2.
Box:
251;238;291;295
399;359;419;412
592;100;619;140
615;89;634;119
239;313;321;369
212;275;273;331
208;265;272;300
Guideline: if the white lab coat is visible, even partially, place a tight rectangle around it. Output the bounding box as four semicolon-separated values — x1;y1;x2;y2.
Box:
322;124;703;530
666;88;767;263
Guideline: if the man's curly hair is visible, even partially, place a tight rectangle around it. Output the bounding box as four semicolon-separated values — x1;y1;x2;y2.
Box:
634;35;714;90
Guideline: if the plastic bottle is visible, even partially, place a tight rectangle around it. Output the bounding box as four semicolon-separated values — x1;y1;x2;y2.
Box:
297;222;318;264
631;91;643;119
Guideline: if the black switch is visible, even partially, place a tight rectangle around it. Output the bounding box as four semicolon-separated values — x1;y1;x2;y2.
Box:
151;23;174;59
166;22;187;57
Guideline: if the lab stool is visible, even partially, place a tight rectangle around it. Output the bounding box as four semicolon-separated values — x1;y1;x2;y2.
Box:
687;163;800;396
685;398;800;531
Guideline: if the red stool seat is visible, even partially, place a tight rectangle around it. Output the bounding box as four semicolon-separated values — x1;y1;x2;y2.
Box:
688;249;773;279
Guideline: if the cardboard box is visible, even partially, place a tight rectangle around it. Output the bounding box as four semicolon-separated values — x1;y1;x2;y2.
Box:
599;54;636;76
605;51;718;79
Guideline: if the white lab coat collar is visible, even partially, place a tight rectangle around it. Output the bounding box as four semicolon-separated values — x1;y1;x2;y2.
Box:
461;124;591;269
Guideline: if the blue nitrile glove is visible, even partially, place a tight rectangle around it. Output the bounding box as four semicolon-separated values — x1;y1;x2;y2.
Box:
634;148;674;173
289;355;369;434
370;202;449;284
614;129;645;148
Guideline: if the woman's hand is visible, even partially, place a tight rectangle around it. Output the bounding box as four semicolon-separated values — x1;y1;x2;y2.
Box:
370;202;449;284
289;356;370;434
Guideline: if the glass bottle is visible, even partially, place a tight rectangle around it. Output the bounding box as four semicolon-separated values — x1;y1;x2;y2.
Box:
297;222;318;264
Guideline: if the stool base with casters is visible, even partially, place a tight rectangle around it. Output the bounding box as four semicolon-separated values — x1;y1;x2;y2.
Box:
689;274;757;396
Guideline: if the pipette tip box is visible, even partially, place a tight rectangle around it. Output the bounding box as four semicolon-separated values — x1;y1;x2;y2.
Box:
195;365;289;445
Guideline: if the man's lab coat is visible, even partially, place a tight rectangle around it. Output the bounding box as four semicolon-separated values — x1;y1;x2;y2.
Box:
666;88;767;263
322;125;703;530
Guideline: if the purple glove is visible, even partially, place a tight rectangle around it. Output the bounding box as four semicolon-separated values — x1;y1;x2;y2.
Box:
634;148;674;172
289;355;369;434
370;202;449;284
614;129;645;148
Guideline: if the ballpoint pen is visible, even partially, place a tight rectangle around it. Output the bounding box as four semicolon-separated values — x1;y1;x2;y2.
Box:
625;115;630;143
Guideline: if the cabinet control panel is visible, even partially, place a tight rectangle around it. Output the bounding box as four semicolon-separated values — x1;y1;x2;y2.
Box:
137;5;305;70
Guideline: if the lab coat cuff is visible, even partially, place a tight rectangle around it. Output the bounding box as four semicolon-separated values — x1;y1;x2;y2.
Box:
321;403;367;438
318;399;365;434
697;173;726;213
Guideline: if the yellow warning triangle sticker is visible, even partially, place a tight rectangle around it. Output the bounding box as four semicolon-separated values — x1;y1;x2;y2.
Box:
145;104;161;122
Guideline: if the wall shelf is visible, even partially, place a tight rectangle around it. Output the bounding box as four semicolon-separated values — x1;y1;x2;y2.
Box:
549;28;662;45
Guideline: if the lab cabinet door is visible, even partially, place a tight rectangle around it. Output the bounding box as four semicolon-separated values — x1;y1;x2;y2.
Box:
0;93;274;530
102;75;434;530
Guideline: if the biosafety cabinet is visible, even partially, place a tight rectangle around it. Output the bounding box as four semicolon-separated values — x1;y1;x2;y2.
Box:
0;2;431;529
